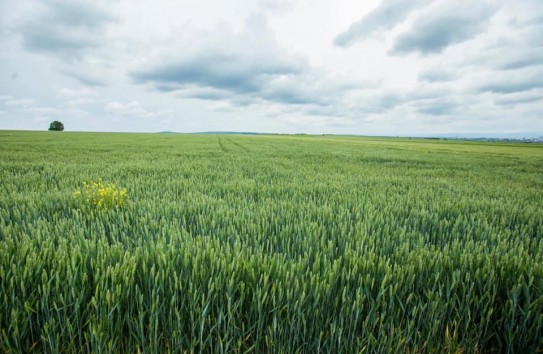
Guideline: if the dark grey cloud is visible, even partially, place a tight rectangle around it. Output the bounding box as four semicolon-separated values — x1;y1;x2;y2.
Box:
443;10;543;95
499;51;543;70
334;0;427;47
367;92;404;113
526;16;543;27
133;49;365;112
19;0;117;56
479;75;543;94
44;1;115;27
178;88;231;101
368;86;455;116
9;0;119;87
22;26;96;53
418;105;453;116
475;15;543;71
130;22;363;110
65;70;108;87
133;51;303;96
418;67;457;83
414;99;457;116
262;89;316;105
393;18;486;55
304;105;346;118
391;2;498;55
494;91;543;106
132;12;309;104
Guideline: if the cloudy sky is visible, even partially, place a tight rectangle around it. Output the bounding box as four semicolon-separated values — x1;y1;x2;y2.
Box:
1;0;542;136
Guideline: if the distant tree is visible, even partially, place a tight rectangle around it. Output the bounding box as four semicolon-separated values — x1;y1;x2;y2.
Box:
49;121;64;131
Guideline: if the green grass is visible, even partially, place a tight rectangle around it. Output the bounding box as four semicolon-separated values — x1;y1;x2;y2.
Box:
1;131;542;353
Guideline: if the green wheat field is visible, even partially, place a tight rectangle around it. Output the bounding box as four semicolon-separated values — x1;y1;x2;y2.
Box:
1;131;542;353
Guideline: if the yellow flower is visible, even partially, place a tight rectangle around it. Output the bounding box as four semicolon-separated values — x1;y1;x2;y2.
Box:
73;179;129;210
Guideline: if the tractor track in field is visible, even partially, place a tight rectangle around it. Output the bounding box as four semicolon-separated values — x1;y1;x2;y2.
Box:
218;136;228;152
225;138;250;152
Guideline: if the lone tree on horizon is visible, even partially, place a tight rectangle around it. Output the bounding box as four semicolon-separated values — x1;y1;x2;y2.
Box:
49;121;64;131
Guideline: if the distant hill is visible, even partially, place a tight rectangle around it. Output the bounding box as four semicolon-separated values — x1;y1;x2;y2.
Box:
157;131;543;141
157;131;266;135
196;131;263;135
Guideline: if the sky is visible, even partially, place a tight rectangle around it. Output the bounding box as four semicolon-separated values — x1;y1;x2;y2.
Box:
0;0;542;136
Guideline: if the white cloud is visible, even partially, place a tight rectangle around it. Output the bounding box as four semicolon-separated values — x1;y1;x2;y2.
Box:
105;101;156;119
390;1;499;55
57;88;98;99
26;107;60;115
494;89;543;106
18;0;118;56
334;0;427;47
0;0;541;135
130;16;366;118
57;87;98;106
3;98;35;107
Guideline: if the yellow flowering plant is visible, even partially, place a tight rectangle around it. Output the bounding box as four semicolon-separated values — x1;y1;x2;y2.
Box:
73;179;128;210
